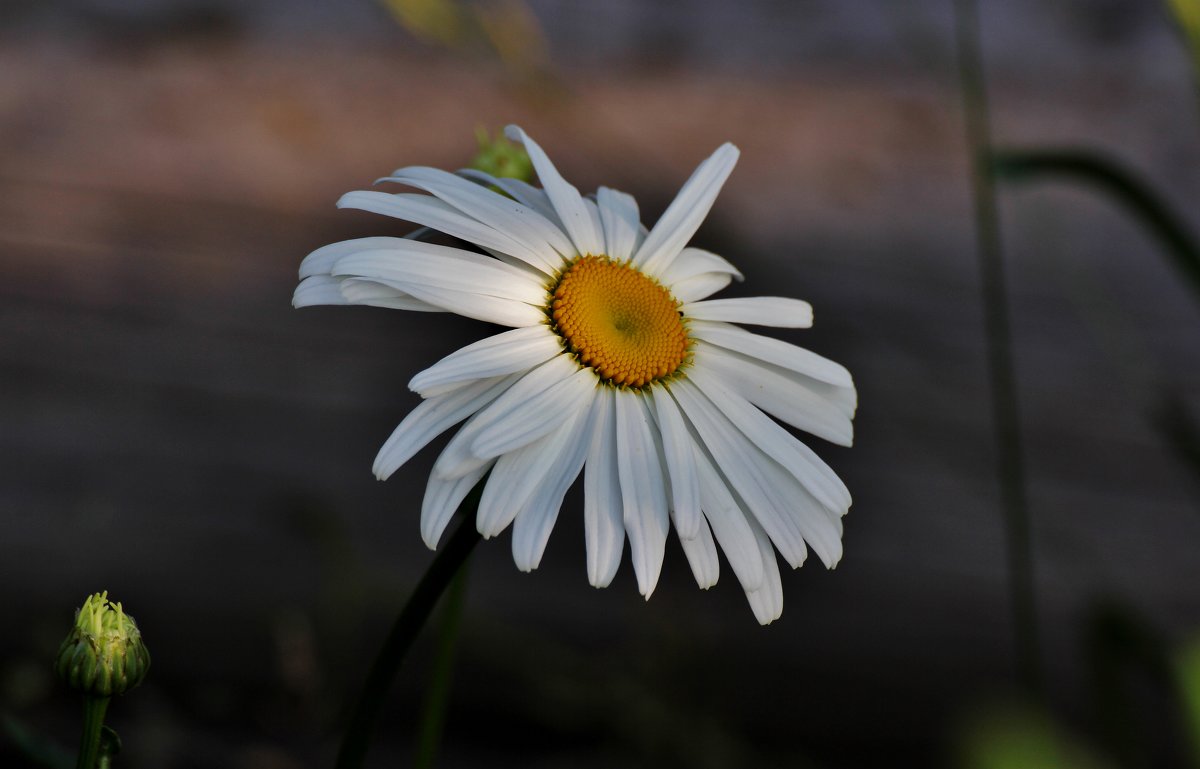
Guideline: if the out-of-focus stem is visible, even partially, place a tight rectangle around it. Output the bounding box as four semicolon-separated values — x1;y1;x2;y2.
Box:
414;562;471;769
335;486;484;769
953;0;1042;695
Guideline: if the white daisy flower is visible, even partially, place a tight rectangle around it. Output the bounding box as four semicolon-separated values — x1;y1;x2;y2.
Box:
295;125;856;624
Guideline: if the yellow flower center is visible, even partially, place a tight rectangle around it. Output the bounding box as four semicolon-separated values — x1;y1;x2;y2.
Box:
549;255;689;388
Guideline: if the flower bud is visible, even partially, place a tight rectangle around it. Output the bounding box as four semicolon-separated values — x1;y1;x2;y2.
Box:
55;592;150;698
469;126;534;182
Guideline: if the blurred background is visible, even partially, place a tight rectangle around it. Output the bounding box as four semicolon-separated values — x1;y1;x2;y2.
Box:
3;1;1200;767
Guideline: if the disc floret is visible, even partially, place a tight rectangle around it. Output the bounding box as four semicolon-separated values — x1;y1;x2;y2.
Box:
549;255;690;388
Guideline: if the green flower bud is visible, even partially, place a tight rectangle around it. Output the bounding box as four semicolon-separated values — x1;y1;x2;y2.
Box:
55;592;150;698
469;126;534;183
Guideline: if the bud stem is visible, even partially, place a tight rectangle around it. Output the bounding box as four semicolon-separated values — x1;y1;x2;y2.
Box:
76;695;110;769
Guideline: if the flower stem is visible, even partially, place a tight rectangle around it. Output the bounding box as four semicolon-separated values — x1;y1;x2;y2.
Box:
989;148;1200;304
335;487;484;769
75;696;110;769
953;0;1042;694
414;562;471;769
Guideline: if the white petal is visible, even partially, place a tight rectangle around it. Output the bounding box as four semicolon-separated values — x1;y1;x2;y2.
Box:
691;365;850;511
511;406;593;571
689;438;763;592
631;143;739;277
614;391;670;598
649;387;701;540
409;326;562;398
697;342;855;447
476;413;580;539
677;516;720;589
584;196;606;256
744;516;784;625
596;186;641;261
505;125;603;257
293;275;349;307
687;372;845;566
689;320;854;388
332;245;544;305
583;388;625;587
379;165;572;270
299;236;410;278
669;272;735;304
339;278;443;312
671;380;808;568
338;190;554;274
660;247;743;287
457;169;561;227
432;355;577;479
470;368;596;459
397;282;545;327
373;374;519;480
420;462;492;549
682;297;813;328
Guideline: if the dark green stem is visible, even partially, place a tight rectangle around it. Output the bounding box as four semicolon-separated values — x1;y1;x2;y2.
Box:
953;0;1042;694
990;149;1200;304
335;488;484;769
414;562;471;769
75;697;109;769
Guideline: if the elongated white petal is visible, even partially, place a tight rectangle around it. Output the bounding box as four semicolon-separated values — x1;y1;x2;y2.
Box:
293;275;349;307
744;516;784;624
583;388;625;587
687;371;844;565
596;186;641;261
677;517;720;589
690;364;850;511
397;282;545;327
409;326;562;398
505;125;603;257
671;380;808;568
583;196;606;256
690;320;854;388
688;437;763;592
380;166;573;269
476;415;580;538
649;387;701;539
457;169;561;226
660;247;743;287
373;374;519;480
420;462;492;549
682;297;813;328
470;368;596;459
300;236;411;278
338;190;553;273
632;143;739;277
614;391;670;597
339;278;443;312
670;272;735;304
697;342;855;447
511;406;593;571
332;245;544;306
432;355;577;479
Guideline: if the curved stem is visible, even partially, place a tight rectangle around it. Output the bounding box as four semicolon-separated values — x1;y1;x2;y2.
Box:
990;148;1200;304
335;489;484;769
953;0;1042;695
75;696;109;769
